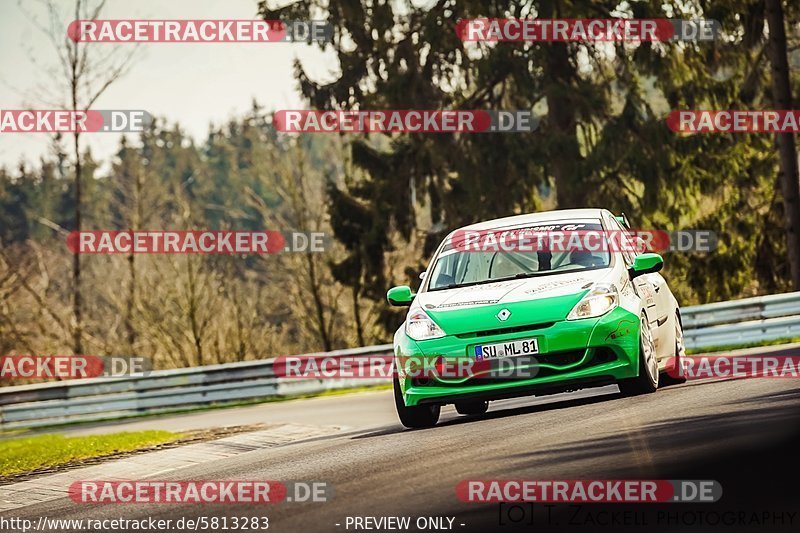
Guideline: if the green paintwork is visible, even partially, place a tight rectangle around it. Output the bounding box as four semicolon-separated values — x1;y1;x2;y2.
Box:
387;285;415;306
631;253;663;276
425;292;588;335
394;301;642;406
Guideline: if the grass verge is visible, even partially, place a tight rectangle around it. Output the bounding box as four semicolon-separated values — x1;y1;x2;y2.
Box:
0;430;182;477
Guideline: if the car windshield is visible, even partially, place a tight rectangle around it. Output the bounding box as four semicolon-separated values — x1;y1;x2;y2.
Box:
427;221;612;291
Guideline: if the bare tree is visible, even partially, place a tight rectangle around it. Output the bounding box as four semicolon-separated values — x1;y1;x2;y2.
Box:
110;135;163;355
247;137;346;352
21;0;138;353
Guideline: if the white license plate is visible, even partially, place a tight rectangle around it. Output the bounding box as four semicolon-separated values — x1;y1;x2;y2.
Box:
475;338;539;360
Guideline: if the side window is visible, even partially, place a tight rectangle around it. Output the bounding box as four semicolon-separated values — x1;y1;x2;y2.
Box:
607;215;636;265
430;253;457;289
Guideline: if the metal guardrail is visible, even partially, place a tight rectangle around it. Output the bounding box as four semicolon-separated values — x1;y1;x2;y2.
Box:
2;292;799;430
681;292;800;349
0;345;392;430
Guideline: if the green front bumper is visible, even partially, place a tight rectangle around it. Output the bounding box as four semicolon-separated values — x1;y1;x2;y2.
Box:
395;306;641;406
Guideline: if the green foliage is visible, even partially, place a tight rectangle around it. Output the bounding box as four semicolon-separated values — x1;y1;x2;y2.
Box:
260;0;797;308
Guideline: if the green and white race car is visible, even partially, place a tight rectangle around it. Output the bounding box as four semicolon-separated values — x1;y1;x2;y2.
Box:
387;208;686;428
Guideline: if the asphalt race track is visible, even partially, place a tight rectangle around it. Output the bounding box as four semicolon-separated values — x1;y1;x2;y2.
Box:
3;376;800;532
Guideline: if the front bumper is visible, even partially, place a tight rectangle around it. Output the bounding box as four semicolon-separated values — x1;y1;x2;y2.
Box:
395;306;641;406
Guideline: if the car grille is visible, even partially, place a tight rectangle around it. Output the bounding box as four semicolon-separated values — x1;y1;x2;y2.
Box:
413;349;588;387
410;348;617;388
536;350;584;367
455;322;556;339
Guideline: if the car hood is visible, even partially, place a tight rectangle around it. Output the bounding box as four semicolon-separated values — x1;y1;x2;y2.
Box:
415;269;613;335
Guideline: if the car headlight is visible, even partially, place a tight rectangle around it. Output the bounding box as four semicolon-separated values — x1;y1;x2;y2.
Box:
567;284;619;320
405;309;446;340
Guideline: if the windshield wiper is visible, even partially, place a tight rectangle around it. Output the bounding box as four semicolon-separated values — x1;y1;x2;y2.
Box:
486;271;542;283
429;279;489;291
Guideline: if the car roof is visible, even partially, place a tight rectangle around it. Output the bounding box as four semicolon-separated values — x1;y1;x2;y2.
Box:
456;208;608;232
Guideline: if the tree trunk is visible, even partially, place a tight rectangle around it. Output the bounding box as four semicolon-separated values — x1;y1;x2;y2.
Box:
305;251;332;351
72;133;83;354
126;253;136;351
186;257;204;366
541;0;586;208
352;283;365;347
125;165;143;353
70;0;83;355
765;0;800;290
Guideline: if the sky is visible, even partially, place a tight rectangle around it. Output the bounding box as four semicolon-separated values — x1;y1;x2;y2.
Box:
0;0;334;170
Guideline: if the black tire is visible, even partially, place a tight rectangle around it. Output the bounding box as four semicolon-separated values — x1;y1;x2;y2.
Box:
660;313;688;386
393;375;440;428
455;400;489;416
618;314;659;396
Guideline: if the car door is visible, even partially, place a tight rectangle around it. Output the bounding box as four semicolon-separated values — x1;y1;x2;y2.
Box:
645;271;671;333
604;214;664;353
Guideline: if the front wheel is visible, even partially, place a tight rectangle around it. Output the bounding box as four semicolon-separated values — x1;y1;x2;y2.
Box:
394;375;440;428
618;314;659;396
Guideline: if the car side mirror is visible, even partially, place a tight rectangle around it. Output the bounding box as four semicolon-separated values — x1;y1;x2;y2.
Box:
629;253;664;279
387;285;415;307
419;271;427;280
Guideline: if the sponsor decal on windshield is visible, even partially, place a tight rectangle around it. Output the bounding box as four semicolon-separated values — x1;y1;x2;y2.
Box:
523;277;589;295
